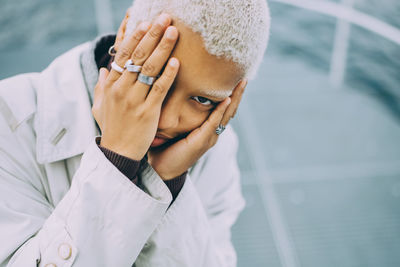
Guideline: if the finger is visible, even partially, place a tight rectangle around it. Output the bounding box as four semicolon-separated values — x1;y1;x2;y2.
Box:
130;13;171;66
107;21;151;83
232;79;247;118
94;67;109;102
169;97;230;160
114;8;132;52
92;68;109;126
201;97;231;138
220;79;247;125
145;57;179;107
141;26;178;76
132;26;178;99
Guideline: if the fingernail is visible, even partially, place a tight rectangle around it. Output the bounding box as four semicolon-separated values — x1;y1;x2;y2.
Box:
169;58;179;67
165;26;177;39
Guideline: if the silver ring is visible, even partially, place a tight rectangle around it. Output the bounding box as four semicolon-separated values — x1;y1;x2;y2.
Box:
111;61;125;73
215;124;226;135
108;45;117;56
138;73;156;85
125;59;142;73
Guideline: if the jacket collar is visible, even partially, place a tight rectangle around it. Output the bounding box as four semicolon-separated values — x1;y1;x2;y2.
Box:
35;40;101;164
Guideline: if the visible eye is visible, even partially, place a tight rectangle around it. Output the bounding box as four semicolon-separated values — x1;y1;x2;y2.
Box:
192;96;215;106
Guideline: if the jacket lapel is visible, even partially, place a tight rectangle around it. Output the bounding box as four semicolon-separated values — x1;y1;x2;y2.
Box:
35;42;99;164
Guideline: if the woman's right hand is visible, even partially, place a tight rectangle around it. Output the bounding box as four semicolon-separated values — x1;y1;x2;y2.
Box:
92;13;180;160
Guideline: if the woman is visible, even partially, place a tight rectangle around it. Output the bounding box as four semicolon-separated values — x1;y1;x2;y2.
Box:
0;0;270;266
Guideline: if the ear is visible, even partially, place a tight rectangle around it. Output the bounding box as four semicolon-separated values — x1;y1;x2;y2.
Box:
114;7;132;51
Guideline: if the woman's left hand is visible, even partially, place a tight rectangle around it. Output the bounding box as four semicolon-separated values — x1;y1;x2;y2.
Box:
148;79;247;180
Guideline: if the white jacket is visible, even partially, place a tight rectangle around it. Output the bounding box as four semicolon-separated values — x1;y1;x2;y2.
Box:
0;41;245;267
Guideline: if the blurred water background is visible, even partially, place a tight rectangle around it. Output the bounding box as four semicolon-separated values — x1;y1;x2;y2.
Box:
0;0;399;266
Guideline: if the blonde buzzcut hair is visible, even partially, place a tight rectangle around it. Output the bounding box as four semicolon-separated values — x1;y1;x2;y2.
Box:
125;0;271;79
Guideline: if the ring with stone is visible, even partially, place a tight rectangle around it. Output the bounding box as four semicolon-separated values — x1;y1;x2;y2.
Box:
215;124;226;135
138;73;156;86
111;61;125;74
125;59;142;73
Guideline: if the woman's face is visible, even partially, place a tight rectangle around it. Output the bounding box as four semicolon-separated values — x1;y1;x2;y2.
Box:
152;19;243;147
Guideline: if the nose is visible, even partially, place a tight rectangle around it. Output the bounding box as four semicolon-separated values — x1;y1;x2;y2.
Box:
157;94;181;131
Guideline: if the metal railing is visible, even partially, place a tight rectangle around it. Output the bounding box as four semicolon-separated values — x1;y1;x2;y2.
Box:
240;1;400;267
270;0;400;87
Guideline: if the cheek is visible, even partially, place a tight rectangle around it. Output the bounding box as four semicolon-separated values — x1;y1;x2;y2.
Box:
180;104;210;132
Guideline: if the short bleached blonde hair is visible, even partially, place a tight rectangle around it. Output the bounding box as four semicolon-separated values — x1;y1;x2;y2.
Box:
125;0;271;79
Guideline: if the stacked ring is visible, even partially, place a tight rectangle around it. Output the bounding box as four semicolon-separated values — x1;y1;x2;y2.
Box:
138;73;156;86
111;61;125;73
125;59;142;73
110;59;157;86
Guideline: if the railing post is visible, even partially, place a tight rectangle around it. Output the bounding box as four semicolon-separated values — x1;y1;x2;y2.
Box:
329;0;356;88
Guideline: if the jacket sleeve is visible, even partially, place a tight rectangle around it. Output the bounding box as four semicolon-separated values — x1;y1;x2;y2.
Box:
0;137;173;267
134;126;246;267
98;140;187;203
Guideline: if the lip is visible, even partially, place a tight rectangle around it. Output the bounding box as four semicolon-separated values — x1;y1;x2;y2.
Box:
155;133;173;139
150;133;173;148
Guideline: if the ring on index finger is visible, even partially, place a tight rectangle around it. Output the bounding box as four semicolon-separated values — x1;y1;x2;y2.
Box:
111;61;125;73
125;59;142;73
108;45;117;56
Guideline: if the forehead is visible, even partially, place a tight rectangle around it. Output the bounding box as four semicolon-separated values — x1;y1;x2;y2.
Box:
170;19;243;97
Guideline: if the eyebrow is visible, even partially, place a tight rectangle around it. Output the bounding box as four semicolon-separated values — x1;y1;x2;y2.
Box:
198;88;233;100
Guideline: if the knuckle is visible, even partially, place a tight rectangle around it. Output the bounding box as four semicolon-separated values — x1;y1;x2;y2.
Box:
132;47;146;61
131;31;144;42
149;27;162;39
151;82;165;95
141;63;156;75
210;118;219;129
125;100;136;111
135;106;147;118
117;47;131;61
163;67;176;79
159;39;173;51
111;87;124;100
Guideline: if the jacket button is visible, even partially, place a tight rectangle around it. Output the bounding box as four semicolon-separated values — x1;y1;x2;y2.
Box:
44;264;57;267
58;243;72;260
